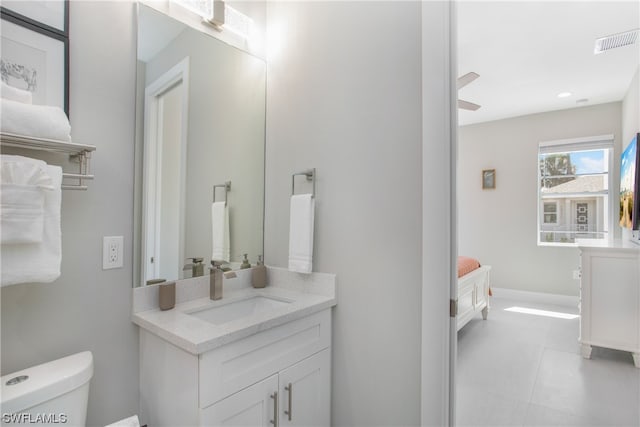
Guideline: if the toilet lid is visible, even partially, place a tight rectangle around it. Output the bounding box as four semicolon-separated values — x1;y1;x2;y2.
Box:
0;351;93;413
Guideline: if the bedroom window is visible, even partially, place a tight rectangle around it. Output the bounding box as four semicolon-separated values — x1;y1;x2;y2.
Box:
538;135;614;246
543;202;558;224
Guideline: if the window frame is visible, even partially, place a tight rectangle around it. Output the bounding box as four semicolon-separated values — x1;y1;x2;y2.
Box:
537;135;614;247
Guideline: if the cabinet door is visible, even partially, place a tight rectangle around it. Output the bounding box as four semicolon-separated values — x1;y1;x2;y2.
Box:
279;349;331;427
201;374;279;426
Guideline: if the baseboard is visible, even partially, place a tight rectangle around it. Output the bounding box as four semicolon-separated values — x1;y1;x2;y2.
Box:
491;287;579;308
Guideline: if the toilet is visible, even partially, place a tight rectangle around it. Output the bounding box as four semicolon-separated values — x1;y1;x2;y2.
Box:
1;351;93;426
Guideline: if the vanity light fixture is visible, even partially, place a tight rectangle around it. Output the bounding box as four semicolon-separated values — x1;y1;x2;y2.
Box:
170;0;225;30
223;4;253;39
557;92;572;98
170;0;252;38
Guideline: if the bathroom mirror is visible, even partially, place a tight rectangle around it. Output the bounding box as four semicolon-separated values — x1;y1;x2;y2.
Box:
133;3;265;286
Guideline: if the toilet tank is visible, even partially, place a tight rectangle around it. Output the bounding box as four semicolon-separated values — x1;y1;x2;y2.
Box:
1;352;93;426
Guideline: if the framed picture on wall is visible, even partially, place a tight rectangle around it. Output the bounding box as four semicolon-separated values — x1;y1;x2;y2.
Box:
482;169;496;190
0;1;68;34
1;10;69;115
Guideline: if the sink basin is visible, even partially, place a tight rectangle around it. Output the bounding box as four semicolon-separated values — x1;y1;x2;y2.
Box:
189;296;291;325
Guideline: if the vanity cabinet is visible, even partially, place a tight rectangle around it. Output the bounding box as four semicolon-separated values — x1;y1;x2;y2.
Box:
578;243;640;368
202;349;330;426
139;309;332;426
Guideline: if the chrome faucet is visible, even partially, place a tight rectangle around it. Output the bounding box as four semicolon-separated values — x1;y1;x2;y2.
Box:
183;257;204;277
210;260;237;300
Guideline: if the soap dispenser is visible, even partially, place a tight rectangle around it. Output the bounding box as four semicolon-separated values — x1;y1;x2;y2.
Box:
240;254;251;269
252;255;267;288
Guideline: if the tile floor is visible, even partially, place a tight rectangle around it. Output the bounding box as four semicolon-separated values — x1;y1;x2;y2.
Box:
456;297;640;426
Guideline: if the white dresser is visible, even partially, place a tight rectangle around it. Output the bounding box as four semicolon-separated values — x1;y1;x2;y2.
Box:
578;240;640;368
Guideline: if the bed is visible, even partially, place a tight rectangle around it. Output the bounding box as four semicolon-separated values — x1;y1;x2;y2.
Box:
456;256;491;331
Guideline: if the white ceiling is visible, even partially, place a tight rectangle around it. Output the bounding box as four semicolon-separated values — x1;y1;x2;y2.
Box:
457;1;640;126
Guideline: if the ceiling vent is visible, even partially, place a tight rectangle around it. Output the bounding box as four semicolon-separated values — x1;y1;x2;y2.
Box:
594;29;639;54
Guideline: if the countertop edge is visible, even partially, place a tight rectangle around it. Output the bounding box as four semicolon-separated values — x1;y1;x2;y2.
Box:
132;295;336;355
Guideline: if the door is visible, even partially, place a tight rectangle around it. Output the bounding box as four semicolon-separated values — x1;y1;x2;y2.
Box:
279;349;331;427
141;58;189;285
201;374;279;426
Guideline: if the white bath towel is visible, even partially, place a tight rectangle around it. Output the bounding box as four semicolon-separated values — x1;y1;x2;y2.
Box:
1;164;62;287
1;81;33;104
288;194;315;274
1;155;55;244
1;98;71;142
211;201;230;262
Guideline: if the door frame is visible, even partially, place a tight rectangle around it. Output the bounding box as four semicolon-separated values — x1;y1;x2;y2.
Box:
420;1;457;425
141;57;190;284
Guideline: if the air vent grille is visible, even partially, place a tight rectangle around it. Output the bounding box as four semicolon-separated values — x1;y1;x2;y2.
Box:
594;29;639;54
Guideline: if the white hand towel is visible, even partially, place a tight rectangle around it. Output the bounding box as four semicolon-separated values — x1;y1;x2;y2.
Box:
211;201;230;262
1;81;33;104
1;155;54;244
1;165;62;286
288;194;315;274
1;98;71;142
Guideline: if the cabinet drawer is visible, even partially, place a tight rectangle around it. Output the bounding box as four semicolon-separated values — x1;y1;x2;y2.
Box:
199;309;331;408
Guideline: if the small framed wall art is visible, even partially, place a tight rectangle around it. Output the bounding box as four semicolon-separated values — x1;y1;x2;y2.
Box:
0;3;69;115
482;169;496;190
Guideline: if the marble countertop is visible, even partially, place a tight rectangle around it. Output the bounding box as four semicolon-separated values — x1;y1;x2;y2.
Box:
132;267;336;355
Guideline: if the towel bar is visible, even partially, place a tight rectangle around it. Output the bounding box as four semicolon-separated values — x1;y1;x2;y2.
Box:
213;181;231;206
292;168;315;198
0;132;96;191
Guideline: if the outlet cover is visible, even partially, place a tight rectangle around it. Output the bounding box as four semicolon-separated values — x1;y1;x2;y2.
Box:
103;236;124;270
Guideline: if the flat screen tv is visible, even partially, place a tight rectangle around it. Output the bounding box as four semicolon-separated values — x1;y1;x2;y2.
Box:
619;132;640;231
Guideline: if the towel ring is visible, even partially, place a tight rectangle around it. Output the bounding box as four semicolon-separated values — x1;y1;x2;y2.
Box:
213;181;231;206
291;168;315;198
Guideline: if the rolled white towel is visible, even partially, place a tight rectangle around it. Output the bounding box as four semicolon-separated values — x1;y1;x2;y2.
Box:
1;98;71;142
0;81;32;104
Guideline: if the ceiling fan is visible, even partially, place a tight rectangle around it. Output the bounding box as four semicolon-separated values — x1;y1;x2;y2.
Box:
457;72;481;111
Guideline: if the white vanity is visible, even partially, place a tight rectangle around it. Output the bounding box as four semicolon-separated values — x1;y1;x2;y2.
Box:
578;240;640;368
132;267;336;426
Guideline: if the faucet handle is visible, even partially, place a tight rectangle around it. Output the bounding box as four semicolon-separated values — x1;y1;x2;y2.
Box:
184;257;204;271
211;259;230;270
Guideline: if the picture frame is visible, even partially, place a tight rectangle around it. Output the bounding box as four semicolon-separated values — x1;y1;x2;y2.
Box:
482;169;496;190
1;8;69;116
0;1;68;35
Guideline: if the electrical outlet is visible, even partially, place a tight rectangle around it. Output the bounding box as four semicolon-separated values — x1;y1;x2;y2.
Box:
103;236;124;270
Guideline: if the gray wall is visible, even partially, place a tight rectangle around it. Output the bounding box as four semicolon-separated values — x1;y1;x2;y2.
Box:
0;2;138;425
458;102;622;296
265;1;424;425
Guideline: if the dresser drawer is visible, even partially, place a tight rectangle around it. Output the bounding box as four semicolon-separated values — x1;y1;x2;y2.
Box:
199;309;331;408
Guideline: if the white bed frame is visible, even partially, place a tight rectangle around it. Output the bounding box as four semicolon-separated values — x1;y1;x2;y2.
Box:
457;265;491;331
